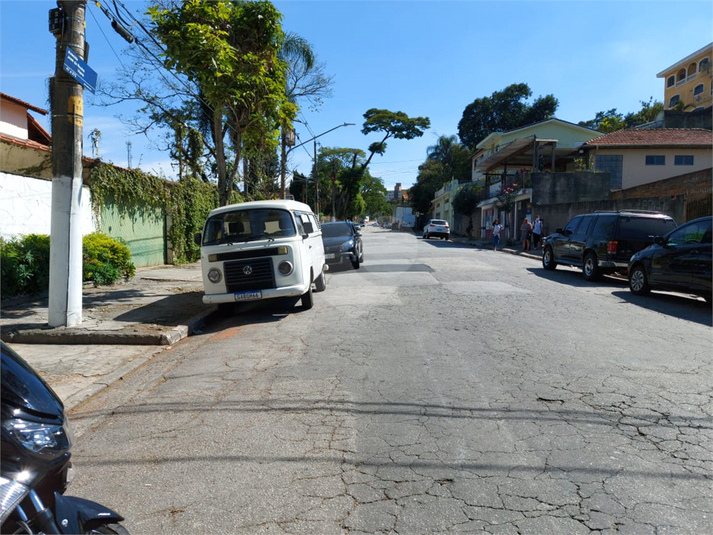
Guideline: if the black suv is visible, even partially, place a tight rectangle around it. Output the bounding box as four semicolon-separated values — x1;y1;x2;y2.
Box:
542;210;677;281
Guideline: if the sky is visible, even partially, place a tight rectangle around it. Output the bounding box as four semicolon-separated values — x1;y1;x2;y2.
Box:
1;1;712;192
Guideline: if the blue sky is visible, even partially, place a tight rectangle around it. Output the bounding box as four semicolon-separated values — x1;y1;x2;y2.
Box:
1;1;711;191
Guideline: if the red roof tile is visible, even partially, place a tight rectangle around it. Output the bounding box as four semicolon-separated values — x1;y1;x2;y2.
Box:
583;128;712;147
0;92;48;115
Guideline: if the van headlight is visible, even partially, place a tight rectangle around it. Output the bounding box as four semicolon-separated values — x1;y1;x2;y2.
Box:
208;268;222;283
278;261;293;275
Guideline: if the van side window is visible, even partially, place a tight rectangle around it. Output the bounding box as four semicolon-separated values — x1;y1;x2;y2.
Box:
300;213;314;234
293;212;306;235
590;215;616;242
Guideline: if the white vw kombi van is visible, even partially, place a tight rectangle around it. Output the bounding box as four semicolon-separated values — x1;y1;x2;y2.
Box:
196;200;327;310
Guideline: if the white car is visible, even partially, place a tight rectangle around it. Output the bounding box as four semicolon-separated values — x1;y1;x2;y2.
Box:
423;219;450;240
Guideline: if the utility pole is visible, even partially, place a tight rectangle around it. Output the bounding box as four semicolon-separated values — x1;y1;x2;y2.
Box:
48;0;86;327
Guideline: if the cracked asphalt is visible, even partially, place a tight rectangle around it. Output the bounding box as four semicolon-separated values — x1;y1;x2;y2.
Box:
67;228;712;534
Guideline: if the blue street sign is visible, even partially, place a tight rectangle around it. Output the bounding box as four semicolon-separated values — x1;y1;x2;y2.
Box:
63;48;97;94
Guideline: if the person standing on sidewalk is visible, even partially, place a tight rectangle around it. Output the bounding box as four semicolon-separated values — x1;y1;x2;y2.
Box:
532;215;544;249
520;217;533;252
492;219;502;251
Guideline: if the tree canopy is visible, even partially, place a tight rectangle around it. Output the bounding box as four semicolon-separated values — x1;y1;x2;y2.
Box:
457;83;558;150
578;99;664;133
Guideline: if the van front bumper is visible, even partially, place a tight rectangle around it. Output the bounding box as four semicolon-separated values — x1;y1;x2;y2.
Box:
202;283;309;305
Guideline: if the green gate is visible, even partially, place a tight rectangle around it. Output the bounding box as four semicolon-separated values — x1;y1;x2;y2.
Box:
100;199;166;268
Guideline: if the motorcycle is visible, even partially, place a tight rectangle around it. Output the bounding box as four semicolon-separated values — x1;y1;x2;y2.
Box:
1;341;128;534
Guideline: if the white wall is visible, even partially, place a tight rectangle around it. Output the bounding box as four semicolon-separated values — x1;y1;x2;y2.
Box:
0;172;95;240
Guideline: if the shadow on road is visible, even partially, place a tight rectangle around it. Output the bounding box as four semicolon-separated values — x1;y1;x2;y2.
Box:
528;267;712;326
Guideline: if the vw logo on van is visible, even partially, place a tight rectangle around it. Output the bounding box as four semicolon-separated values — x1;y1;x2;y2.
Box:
243;265;253;275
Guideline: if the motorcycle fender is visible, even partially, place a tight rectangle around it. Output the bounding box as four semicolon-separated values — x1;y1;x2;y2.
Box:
54;493;124;533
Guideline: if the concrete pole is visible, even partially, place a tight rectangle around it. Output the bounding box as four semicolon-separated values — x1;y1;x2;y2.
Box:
49;0;86;327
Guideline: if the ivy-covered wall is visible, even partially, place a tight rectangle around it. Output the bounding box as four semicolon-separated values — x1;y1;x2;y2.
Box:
88;163;231;265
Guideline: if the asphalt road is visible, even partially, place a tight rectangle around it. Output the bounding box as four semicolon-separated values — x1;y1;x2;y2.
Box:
68;227;712;534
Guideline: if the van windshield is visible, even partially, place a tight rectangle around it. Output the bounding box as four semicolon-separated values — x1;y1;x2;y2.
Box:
202;208;297;245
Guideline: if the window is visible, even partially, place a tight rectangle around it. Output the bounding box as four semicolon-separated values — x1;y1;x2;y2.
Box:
669;94;680;108
694;84;704;96
699;57;710;72
666;219;711;246
667;75;675;88
677;68;686;82
646;155;665;166
594;154;623;189
571;215;595;241
563;216;582;236
674;155;694;166
590;215;617;242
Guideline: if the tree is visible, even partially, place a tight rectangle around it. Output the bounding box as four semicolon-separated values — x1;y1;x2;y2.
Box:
410;159;446;215
360;109;431;170
278;32;334;197
147;0;295;206
457;83;558;150
578;99;665;132
425;135;472;185
452;182;484;237
359;172;391;217
312;109;430;220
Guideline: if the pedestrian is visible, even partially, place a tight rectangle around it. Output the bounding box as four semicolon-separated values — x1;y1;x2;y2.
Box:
492;219;502;251
520;217;532;252
532;215;544;249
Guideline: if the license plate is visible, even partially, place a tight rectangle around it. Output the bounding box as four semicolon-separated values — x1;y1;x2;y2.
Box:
325;253;336;259
233;290;262;302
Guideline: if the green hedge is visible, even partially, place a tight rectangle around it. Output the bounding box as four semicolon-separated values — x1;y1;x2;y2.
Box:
0;232;136;298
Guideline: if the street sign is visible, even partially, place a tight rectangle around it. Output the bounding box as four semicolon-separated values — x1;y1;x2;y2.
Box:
63;48;97;94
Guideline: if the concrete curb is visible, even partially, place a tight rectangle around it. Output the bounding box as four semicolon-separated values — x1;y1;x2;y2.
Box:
1;305;218;345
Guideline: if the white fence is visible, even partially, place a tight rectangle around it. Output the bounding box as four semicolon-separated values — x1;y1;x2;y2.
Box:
0;172;95;240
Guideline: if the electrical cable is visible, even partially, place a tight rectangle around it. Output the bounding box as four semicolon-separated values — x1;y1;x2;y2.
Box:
87;4;125;68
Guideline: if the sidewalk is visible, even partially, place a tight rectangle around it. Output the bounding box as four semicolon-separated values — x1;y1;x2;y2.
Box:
1;262;217;410
457;236;544;261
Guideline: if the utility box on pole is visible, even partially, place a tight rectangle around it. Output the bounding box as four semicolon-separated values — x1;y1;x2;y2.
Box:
48;1;86;327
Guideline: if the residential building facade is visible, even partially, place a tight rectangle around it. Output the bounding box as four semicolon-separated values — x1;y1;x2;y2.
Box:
472;119;601;241
579;128;712;190
657;42;713;111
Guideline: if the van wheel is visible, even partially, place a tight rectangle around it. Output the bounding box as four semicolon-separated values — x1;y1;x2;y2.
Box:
314;271;327;292
583;253;601;281
301;273;314;309
542;247;557;270
629;264;651;295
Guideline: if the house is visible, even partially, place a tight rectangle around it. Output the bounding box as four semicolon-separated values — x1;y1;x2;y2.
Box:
657;42;712;111
0;92;167;267
578;128;712;190
471;118;601;240
429;180;461;233
0;92;53;179
0;93;96;240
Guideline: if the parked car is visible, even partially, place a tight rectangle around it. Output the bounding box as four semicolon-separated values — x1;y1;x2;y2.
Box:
321;221;363;270
628;216;711;302
542;210;677;281
423;219;450;240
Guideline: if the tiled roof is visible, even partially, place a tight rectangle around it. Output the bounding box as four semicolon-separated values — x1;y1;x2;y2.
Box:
0;92;48;115
583;128;712;147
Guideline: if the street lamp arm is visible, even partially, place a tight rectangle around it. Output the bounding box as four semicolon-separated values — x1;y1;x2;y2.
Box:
288;122;355;153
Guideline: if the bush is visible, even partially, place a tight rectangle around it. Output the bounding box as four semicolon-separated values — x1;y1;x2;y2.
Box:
0;232;136;298
0;234;51;297
83;232;135;284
